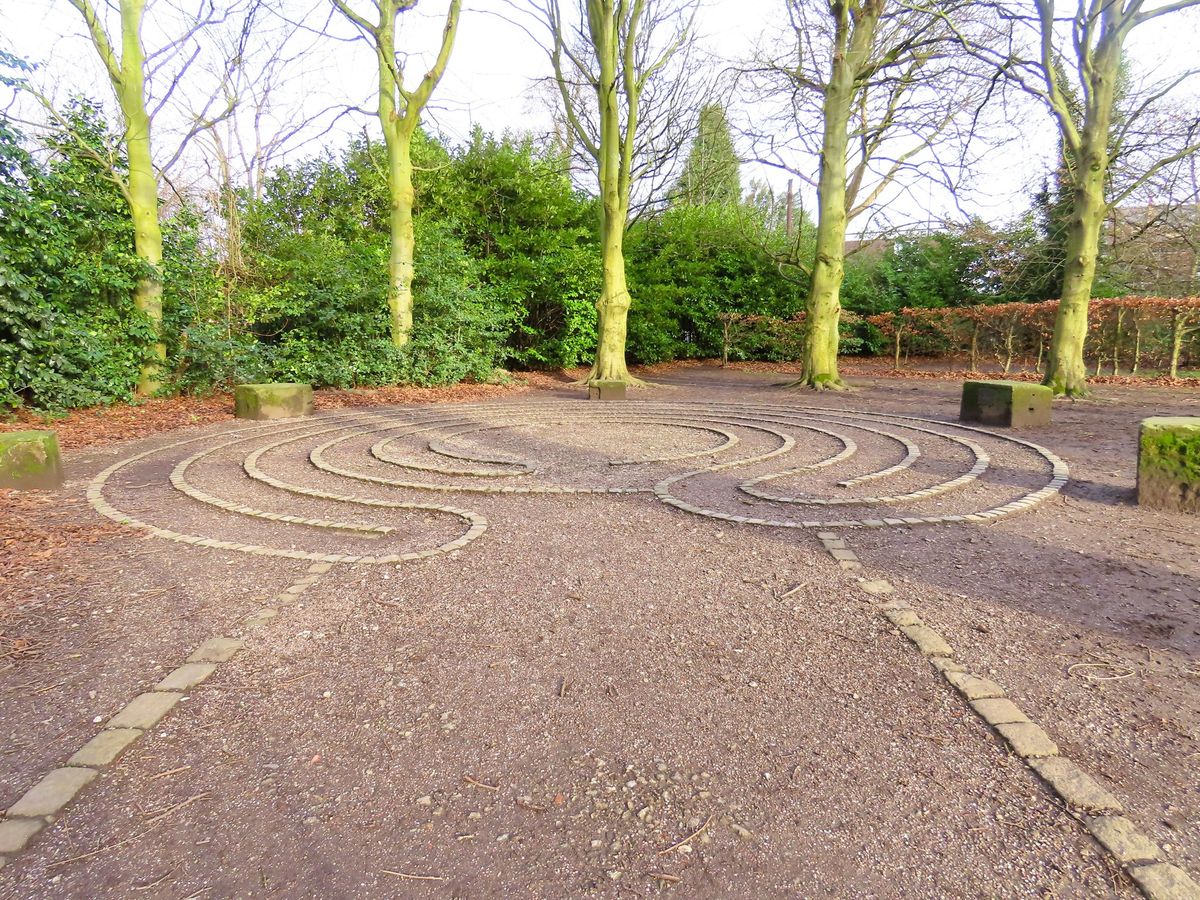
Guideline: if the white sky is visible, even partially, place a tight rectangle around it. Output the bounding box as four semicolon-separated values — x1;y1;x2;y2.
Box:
3;0;1197;232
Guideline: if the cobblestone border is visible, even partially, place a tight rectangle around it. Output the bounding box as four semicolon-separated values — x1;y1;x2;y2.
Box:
0;563;331;870
815;534;1200;900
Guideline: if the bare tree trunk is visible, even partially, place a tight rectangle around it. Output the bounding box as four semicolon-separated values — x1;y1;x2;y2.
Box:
585;0;632;384
1170;308;1184;378
386;134;416;346
333;0;461;350
70;0;165;396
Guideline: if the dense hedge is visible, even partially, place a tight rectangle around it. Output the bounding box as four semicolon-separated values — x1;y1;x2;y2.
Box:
2;107;1196;412
866;297;1200;376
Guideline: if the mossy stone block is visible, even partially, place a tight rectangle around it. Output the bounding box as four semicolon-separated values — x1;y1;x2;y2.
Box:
234;383;313;420
0;430;64;490
960;380;1052;428
1138;417;1200;513
588;380;626;401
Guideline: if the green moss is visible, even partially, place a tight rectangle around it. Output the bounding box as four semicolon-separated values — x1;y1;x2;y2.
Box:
0;430;64;489
1140;419;1200;483
234;383;313;420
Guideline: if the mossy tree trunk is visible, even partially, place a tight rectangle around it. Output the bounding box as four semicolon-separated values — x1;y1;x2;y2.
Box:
543;0;693;387
1043;121;1111;396
334;0;462;348
1031;0;1200;395
69;0;164;396
589;0;633;383
792;1;883;390
384;123;417;345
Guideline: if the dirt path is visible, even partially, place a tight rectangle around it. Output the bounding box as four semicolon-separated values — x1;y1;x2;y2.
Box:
1;365;1197;897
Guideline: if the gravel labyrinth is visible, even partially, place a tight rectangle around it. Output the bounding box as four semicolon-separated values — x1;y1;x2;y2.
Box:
10;390;1200;897
87;399;1070;560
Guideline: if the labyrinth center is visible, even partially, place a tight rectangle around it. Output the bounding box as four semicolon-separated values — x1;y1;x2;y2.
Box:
87;399;1069;562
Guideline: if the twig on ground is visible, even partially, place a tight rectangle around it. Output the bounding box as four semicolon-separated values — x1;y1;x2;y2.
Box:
147;765;191;781
647;872;682;883
133;871;173;891
143;792;211;825
381;870;446;881
463;775;499;791
1067;662;1136;681
279;671;316;687
657;814;713;855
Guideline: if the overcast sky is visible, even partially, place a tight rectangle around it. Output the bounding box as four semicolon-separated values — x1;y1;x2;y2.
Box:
3;0;1196;232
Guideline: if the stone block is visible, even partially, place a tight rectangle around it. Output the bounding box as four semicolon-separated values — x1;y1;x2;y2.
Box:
587;380;626;401
900;624;953;658
234;383;313;420
68;728;143;767
960;380;1052;428
1128;862;1200;900
7;767;97;818
1084;814;1163;866
107;691;182;730
1028;756;1122;814
187;636;244;663
1137;417;1200;513
0;818;43;854
0;430;64;490
994;721;1058;758
944;671;1005;700
156;662;217;691
969;697;1029;726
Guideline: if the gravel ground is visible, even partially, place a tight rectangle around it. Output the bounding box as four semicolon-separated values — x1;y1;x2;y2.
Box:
2;363;1196;897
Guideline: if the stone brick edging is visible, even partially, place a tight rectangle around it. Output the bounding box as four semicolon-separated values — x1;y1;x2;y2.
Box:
816;534;1200;900
0;563;331;869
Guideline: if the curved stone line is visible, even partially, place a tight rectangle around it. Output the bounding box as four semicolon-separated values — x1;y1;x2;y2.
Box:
422;417;739;467
90;398;1072;567
837;429;921;487
407;402;1068;516
172;436;394;535
375;437;536;478
739;419;989;507
650;405;1067;529
306;412;795;495
426;431;540;474
89;412;488;564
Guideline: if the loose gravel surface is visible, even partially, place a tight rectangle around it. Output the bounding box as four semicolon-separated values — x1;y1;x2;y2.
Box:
1;364;1196;898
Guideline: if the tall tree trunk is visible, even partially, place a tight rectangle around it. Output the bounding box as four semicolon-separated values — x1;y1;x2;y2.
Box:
1041;10;1118;398
386;135;415;347
1043;149;1107;396
1170;308;1184;378
797;62;852;390
586;0;632;385
124;105;164;395
592;208;632;380
336;0;460;352
792;1;881;390
115;0;163;396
